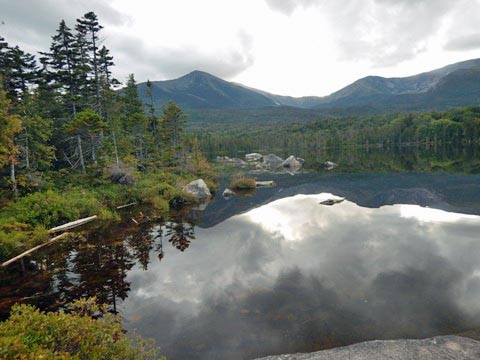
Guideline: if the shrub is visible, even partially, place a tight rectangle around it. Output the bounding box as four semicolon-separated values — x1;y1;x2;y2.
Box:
0;297;164;359
230;178;256;190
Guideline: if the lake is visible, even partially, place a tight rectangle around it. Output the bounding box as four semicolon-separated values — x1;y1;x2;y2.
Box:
1;149;480;359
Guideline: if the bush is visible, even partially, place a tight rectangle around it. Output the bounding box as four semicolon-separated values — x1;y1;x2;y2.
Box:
0;297;164;359
230;178;256;190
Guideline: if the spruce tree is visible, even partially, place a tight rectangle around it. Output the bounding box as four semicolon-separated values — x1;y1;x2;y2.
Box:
75;11;103;112
122;74;149;163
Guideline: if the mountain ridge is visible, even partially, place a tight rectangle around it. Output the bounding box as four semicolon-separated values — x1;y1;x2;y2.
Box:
137;58;480;115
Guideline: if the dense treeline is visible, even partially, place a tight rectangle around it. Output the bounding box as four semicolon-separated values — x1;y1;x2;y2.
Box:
0;11;215;261
193;106;480;155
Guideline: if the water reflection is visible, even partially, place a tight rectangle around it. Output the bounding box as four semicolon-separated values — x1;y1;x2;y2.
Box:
2;194;480;359
117;194;480;359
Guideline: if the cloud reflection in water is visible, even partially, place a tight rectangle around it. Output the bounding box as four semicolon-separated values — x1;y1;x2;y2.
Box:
122;194;480;359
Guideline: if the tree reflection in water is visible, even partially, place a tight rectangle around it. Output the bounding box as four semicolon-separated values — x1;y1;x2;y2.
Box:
0;214;198;319
164;218;196;252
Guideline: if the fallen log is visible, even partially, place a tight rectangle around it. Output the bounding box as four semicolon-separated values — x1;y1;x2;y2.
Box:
256;181;276;187
48;215;97;234
116;202;137;210
1;232;70;267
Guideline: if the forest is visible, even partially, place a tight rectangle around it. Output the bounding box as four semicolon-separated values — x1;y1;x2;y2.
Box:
0;12;216;263
193;106;480;156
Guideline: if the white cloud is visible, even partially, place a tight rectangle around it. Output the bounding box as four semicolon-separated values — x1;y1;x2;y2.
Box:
1;0;479;96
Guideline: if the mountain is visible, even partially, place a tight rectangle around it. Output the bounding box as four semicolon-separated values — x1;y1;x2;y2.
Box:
137;58;480;115
137;70;276;109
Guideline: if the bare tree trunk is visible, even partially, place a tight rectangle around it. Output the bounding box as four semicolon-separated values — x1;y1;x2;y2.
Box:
112;130;119;165
91;135;97;165
77;135;86;174
10;161;17;197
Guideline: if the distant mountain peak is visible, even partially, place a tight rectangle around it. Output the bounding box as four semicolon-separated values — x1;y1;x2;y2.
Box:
138;57;480;113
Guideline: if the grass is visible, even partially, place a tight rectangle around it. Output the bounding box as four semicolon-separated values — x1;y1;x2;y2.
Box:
0;163;218;262
230;177;256;190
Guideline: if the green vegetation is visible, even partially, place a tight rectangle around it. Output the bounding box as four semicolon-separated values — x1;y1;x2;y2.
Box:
0;11;216;264
194;106;480;156
0;297;163;359
230;178;256;190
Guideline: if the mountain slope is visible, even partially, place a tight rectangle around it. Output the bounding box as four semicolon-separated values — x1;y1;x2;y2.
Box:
137;58;480;115
137;70;276;109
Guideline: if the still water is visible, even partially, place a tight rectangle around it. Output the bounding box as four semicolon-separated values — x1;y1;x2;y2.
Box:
2;169;480;359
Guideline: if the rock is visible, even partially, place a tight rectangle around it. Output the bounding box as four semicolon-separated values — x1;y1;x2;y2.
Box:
281;155;302;169
107;163;135;185
246;153;263;162
222;188;236;198
216;156;247;167
324;161;338;170
263;154;284;169
319;197;345;206
253;335;480;360
182;179;211;200
256;181;276;187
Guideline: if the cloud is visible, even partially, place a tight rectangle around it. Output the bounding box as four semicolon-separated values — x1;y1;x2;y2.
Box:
111;31;255;82
264;0;320;15
445;33;480;52
0;0;130;54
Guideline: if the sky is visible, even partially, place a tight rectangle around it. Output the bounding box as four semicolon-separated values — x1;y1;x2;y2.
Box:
2;0;480;97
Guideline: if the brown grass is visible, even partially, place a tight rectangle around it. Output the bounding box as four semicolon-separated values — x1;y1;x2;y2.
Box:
230;178;256;190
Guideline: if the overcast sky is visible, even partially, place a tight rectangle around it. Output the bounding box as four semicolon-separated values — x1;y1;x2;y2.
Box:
2;0;480;96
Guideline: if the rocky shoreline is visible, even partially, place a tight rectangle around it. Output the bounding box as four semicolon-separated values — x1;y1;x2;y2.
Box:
254;336;480;360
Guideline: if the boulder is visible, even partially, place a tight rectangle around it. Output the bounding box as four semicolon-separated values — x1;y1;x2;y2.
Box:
263;154;284;169
107;163;134;185
182;179;212;200
246;153;263;162
324;161;338;170
222;188;236;198
281;155;302;169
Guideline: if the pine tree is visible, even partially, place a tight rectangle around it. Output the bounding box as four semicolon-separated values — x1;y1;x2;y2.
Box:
65;109;107;171
122;74;149;164
161;101;187;157
4;46;38;101
44;20;79;116
17;93;55;171
75;11;103;112
145;80;159;153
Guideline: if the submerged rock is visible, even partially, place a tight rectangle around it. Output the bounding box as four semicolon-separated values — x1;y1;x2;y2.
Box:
319;197;345;206
182;179;211;200
254;335;480;360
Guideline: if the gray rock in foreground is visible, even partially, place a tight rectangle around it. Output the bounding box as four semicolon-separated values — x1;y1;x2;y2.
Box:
254;336;480;360
182;179;211;200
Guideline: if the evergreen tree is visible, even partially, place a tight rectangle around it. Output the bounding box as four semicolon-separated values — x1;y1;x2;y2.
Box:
122;74;149;163
145;80;159;153
160;101;187;161
44;20;79;116
17;93;55;171
65;109;107;171
4;46;38;101
75;11;103;112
